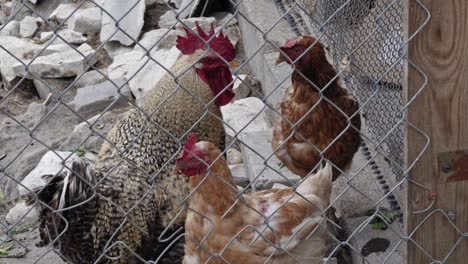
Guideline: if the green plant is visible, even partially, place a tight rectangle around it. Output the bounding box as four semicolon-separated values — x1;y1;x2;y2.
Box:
71;147;86;157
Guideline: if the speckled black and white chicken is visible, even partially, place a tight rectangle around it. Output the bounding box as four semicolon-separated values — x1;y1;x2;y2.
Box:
30;24;237;264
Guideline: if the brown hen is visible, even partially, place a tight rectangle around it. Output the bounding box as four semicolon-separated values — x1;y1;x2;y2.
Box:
174;133;332;264
272;36;361;180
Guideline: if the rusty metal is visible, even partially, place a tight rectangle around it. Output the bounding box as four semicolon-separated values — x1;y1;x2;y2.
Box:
438;150;468;183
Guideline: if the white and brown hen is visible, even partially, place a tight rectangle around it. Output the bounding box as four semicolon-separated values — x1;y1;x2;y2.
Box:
173;133;333;264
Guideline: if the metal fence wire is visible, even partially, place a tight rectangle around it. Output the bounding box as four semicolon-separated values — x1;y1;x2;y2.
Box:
0;0;452;263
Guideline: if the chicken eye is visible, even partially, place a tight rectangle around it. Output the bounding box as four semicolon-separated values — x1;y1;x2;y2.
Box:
203;58;215;64
294;47;300;53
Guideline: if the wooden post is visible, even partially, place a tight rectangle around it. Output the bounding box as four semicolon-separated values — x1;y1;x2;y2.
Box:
407;0;468;263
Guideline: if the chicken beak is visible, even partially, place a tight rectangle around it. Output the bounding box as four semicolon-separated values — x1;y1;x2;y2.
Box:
172;163;183;175
229;59;239;67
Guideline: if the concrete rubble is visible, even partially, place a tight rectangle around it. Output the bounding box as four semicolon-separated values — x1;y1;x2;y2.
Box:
100;0;146;46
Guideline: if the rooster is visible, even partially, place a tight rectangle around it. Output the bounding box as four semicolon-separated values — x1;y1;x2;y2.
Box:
272;35;361;180
174;133;332;264
30;24;237;263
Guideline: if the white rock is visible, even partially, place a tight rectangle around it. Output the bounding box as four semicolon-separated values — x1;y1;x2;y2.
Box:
158;10;177;29
5;201;39;225
176;17;216;32
19;151;79;196
103;41;133;59
239;130;301;191
272;183;289;189
214;12;238;27
41;29;87;45
72;78;132;117
227;148;243;165
233;75;251;99
0;37;41;89
34;43;75;56
220;97;270;137
109;46;181;105
0;20;20;37
48;4;76;23
74;69;109;88
229;164;249;187
134;29;181;52
33;78;71;101
68;7;102;34
100;0;145;46
12;43;97;78
28;0;37;4
20;16;42;38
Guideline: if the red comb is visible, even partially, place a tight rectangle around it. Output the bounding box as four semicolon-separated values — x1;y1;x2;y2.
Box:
282;38;297;48
176;23;235;61
176;133;198;161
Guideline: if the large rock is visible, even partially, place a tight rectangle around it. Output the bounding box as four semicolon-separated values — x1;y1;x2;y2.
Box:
239;130;301;190
103;41;134;59
34;43;75;56
41;29;87;45
72;78;132;117
108;47;181;105
134;29;181;52
74;69;109;88
158;10;177;29
33;78;73;101
0;20;20;37
48;3;76;23
237;0;296;123
214;12;237;27
5;201;39;225
12;43;97;79
100;0;145;46
60;111;120;153
18;151;79;196
0;36;41;89
68;7;102;34
220;97;269;137
20;16;42;38
176;17;216;32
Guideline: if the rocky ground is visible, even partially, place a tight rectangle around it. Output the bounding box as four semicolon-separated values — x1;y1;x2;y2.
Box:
0;0;404;263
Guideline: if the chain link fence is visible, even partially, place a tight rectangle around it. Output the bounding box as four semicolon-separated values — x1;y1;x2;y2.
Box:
0;0;450;263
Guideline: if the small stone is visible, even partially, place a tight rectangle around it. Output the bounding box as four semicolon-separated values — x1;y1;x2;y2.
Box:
68;7;102;34
227;148;243;165
5;201;39;225
134;29;181;52
220;97;270;137
100;0;146;46
72;78;132;117
158;10;177;29
20;16;42;38
176;17;216;32
0;20;20;37
18;151;79;196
